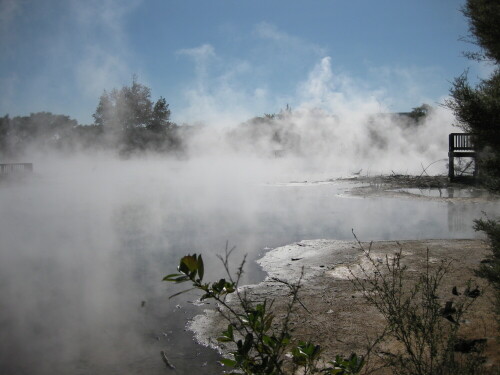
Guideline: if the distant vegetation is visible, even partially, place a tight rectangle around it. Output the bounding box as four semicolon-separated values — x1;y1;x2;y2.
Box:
0;112;78;156
0;76;432;161
92;77;182;155
0;77;184;158
226;104;430;158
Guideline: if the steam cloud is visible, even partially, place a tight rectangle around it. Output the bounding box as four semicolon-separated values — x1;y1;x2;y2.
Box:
177;56;454;177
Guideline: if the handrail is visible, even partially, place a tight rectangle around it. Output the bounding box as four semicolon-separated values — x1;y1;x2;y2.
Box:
449;133;475;151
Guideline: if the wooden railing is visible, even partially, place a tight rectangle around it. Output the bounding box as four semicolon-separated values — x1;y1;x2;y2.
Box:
448;133;476;180
0;163;34;175
449;133;475;152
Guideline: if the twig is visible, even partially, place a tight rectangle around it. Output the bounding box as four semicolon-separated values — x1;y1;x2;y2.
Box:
418;159;446;178
458;159;474;176
160;350;176;369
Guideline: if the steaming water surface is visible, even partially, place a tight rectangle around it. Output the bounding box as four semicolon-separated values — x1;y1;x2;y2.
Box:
0;157;498;374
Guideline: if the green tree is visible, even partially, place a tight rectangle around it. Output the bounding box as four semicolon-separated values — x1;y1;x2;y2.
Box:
462;0;500;62
93;78;155;131
0;112;77;155
0;115;10;157
122;78;153;129
93;78;174;152
408;104;431;122
446;0;500;190
93;77;173;130
148;97;171;132
93;90;113;128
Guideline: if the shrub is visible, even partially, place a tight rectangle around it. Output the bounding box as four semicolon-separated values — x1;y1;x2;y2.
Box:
349;237;489;375
164;246;363;375
474;217;500;324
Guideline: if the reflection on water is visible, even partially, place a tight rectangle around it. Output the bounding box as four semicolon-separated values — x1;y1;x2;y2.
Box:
447;202;478;233
391;187;491;199
0;160;499;374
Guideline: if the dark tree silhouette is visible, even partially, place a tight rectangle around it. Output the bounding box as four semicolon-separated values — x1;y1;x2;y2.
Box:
0;112;78;157
149;97;171;132
446;0;500;190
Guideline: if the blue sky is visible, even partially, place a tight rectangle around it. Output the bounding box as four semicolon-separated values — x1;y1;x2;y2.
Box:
0;0;490;125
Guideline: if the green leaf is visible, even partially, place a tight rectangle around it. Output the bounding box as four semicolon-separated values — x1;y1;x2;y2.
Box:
224;283;235;294
178;262;188;274
197;254;204;281
180;254;199;272
242;333;253;354
219;358;237;367
169;275;190;283
200;293;212;301
264;314;274;331
217;336;233;342
226;324;234;339
262;334;275;348
162;273;183;281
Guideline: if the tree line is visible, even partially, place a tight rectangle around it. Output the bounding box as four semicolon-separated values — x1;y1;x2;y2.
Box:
0;78;183;158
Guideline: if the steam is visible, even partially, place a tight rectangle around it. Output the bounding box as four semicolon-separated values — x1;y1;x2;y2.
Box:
0;116;489;374
175;55;454;177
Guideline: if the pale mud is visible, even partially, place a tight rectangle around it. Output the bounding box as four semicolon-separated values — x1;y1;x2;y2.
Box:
188;239;500;372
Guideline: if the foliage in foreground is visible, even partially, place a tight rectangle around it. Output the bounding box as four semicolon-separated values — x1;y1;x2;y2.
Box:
163;247;363;375
475;217;500;324
350;237;490;375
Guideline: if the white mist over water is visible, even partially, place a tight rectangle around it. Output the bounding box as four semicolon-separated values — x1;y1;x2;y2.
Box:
1;150;498;374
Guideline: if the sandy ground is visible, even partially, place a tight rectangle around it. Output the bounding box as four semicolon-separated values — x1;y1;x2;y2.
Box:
188;179;500;373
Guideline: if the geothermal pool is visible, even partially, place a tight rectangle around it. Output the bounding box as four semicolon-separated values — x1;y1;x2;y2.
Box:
0;157;498;374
